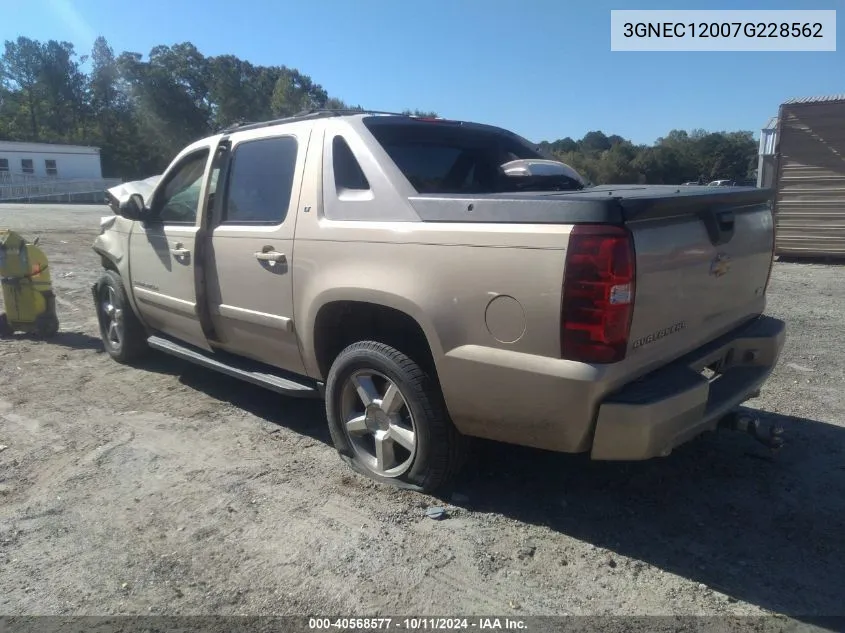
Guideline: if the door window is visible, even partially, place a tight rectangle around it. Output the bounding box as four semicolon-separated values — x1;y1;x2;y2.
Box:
156;150;210;224
222;136;298;225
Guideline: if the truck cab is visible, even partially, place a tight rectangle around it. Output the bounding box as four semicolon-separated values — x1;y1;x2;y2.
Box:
93;110;785;493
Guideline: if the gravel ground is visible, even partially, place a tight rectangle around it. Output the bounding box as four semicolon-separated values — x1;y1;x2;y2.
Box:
0;204;843;625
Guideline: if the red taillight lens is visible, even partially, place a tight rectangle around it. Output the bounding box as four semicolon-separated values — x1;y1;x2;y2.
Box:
561;225;635;364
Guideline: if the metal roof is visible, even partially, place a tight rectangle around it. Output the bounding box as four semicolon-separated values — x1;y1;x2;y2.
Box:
762;116;778;130
0;140;100;152
782;94;845;106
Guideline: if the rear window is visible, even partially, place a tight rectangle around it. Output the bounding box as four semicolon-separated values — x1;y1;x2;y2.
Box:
223;136;298;225
363;118;544;194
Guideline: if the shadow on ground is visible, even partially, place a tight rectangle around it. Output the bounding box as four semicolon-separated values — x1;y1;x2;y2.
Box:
453;408;845;622
777;255;845;266
105;351;845;621
1;330;105;351
48;331;105;351
135;352;331;445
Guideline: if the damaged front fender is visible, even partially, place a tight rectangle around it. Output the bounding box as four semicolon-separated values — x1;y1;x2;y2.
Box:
92;215;148;330
95;176;161;327
92;216;132;268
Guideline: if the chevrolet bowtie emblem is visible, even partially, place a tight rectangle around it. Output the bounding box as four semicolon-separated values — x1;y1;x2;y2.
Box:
710;253;732;277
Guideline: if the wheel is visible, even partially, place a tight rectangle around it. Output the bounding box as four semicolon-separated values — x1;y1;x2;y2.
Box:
94;270;148;363
325;341;466;492
34;312;59;338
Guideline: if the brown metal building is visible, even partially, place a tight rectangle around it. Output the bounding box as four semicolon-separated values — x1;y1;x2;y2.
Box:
766;95;845;258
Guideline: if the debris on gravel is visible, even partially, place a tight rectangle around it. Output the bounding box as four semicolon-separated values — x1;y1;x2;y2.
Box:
424;506;448;520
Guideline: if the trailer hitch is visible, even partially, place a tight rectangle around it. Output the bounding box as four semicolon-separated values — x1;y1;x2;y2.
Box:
718;411;785;451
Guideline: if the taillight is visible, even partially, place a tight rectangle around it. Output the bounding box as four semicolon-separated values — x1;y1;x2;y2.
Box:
561;225;636;364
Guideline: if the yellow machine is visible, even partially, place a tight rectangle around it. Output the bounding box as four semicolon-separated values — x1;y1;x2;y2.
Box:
0;229;60;338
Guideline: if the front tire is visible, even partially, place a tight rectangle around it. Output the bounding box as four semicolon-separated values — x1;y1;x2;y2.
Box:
325;341;465;493
94;270;148;363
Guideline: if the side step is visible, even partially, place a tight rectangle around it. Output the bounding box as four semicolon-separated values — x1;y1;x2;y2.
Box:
147;335;322;399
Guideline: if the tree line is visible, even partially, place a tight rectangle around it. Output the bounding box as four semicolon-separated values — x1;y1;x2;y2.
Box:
538;129;758;186
1;36;758;183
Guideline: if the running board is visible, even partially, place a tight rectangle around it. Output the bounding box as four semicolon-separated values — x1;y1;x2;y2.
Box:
147;335;321;398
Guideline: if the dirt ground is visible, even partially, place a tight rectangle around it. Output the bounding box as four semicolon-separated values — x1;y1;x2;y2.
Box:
0;204;843;623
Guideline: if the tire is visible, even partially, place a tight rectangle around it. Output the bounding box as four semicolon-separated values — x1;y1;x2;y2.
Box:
325;341;466;493
94;270;148;363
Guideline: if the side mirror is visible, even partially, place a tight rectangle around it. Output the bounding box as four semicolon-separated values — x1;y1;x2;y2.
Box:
119;193;148;221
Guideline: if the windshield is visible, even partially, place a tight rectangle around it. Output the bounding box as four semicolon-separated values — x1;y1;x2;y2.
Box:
363;118;583;194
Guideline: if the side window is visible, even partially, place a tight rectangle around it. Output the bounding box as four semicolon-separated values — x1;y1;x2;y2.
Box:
21;159;34;174
333;136;369;192
45;159;58;176
157;149;210;224
0;158;10;173
222;136;298;225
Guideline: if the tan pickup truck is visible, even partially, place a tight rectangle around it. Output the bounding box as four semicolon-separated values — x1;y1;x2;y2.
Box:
93;110;786;492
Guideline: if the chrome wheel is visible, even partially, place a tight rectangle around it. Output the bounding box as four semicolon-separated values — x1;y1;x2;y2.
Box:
340;369;417;478
101;286;123;348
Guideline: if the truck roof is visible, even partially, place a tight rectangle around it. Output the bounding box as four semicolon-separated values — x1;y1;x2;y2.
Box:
217;109;521;140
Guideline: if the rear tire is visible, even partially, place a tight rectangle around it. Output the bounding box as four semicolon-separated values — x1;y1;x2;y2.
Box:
94;270;148;363
325;341;466;493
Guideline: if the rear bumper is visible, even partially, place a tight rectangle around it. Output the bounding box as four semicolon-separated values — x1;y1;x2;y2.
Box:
590;315;786;460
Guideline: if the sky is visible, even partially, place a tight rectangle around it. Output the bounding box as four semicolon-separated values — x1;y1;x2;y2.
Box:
2;0;842;145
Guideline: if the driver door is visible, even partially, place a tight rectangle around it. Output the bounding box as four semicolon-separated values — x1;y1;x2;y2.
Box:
128;145;214;351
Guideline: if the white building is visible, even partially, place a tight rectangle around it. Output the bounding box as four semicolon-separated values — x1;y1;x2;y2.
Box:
0;141;103;180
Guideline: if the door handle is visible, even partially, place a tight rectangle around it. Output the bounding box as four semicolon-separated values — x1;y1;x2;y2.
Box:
254;250;286;263
170;242;190;257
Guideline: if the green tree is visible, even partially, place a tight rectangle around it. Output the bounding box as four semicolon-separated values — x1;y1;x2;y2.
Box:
1;37;45;139
401;109;439;117
270;67;328;117
580;130;612;153
0;35;761;184
38;40;89;140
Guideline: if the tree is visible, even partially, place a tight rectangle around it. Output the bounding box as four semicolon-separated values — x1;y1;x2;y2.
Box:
0;35;760;185
1;37;45;139
401;109;439;117
325;97;363;111
543;126;758;185
539;137;578;155
580;130;612;153
38;40;88;140
270;67;328;117
90;37;120;118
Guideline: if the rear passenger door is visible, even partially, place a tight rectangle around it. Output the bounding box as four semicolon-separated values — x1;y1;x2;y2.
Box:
204;125;311;375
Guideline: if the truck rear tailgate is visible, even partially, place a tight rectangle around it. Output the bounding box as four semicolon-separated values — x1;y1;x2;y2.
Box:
623;193;775;371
